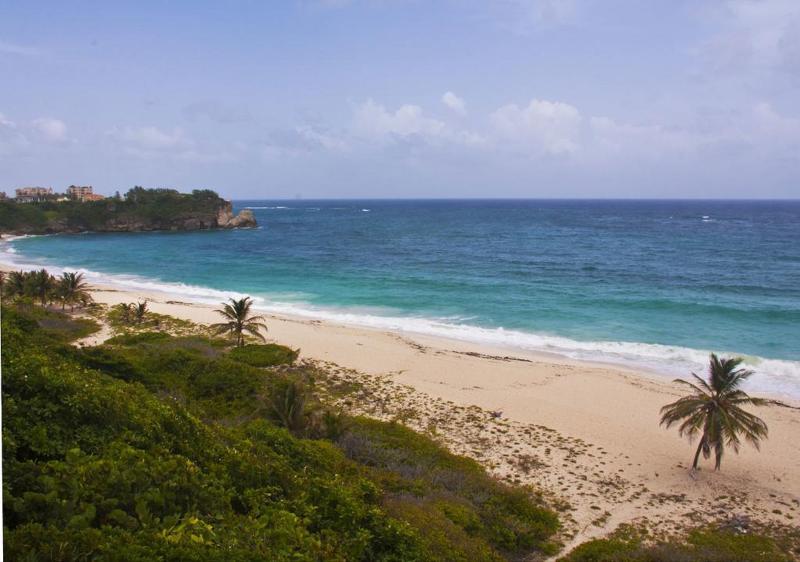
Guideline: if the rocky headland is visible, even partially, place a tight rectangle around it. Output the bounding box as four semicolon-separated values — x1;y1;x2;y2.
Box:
0;188;257;235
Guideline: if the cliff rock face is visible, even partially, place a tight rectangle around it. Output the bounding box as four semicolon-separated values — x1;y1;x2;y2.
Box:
216;202;257;229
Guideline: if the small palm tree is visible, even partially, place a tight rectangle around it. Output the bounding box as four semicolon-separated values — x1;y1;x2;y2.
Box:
660;354;779;472
134;301;149;324
28;269;55;306
4;271;27;300
269;379;310;434
211;297;267;347
57;271;92;311
116;302;134;324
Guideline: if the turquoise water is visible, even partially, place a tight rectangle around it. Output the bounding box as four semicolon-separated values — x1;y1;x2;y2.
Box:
5;199;800;395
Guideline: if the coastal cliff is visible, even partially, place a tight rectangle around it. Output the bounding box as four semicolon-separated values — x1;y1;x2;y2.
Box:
216;201;256;229
0;187;256;235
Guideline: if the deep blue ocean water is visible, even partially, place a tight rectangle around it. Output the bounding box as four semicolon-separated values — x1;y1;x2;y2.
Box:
5;199;800;396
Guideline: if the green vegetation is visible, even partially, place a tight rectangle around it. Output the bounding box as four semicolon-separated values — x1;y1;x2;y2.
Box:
5;272;793;561
558;527;794;562
2;302;560;561
212;296;268;347
2;268;94;310
106;302;197;336
229;343;299;367
660;354;780;471
56;271;93;310
114;300;150;326
0;187;232;234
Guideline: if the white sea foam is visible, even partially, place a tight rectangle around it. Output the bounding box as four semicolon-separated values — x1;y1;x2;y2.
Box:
250;300;800;396
244;206;290;210
3;239;799;398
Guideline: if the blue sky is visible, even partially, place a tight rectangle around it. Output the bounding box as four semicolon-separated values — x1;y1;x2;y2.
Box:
1;0;799;198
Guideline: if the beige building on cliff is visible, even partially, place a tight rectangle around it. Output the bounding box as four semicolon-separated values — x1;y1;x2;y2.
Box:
67;185;104;202
15;187;53;203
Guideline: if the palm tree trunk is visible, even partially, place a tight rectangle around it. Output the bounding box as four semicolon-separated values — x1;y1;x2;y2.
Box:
692;437;705;470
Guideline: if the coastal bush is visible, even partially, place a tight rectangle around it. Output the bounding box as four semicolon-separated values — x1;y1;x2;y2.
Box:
2;306;423;560
338;417;560;557
79;333;266;419
558;528;792;562
3;305;560;561
228;343;298;367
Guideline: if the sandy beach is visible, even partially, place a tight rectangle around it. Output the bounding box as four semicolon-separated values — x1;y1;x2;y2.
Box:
34;275;795;553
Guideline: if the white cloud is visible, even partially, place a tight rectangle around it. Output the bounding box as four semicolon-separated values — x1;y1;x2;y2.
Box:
352;99;487;150
0;40;41;57
263;124;349;157
354;99;447;139
0;112;29;155
115;126;189;150
517;0;576;24
751;101;800;142
703;0;800;75
31;117;68;143
490;99;582;154
0;112;16;129
182;100;251;123
105;125;242;163
442;91;466;115
296;125;349;151
589;116;707;157
490;0;578;33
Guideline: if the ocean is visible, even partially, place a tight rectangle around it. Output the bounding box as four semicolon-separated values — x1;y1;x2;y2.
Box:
4;199;800;397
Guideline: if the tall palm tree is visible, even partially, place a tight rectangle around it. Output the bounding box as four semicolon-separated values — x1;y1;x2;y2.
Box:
57;271;92;311
660;354;778;471
28;269;55;306
211;297;267;347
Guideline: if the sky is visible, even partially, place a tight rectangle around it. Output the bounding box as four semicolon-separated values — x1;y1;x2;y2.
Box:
1;0;799;198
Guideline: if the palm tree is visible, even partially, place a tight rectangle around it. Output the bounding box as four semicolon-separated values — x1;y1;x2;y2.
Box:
28;269;55;306
269;379;310;434
134;301;149;324
116;302;134;324
211;297;267;347
660;354;779;472
4;271;27;300
57;271;92;311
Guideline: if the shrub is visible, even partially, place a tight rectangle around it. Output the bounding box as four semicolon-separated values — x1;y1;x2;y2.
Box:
338;418;560;558
558;528;792;562
2;305;424;561
3;306;562;561
229;343;298;367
